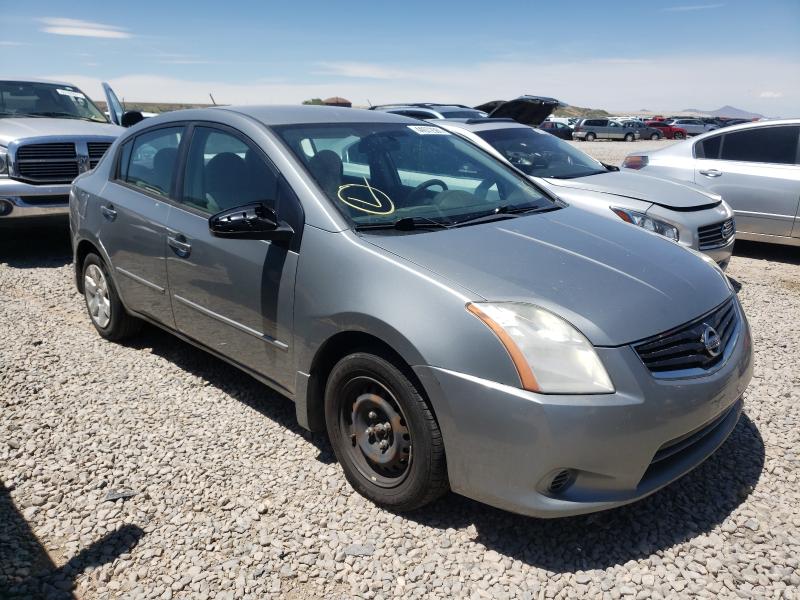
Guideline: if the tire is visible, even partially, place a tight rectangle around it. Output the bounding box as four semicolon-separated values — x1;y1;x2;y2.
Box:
624;133;635;142
674;132;685;140
650;133;661;140
82;253;141;341
324;352;448;512
585;132;596;142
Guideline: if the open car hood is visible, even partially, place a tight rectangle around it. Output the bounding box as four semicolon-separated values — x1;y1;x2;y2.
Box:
475;96;565;127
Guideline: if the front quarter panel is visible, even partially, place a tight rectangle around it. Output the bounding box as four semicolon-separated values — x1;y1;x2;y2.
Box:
293;226;523;387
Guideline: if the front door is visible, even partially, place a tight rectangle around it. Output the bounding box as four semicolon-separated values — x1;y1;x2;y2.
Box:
694;125;800;238
98;125;184;326
164;125;302;391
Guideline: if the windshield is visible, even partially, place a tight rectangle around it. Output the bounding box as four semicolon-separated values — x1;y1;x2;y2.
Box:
273;122;555;227
0;81;108;122
477;127;606;179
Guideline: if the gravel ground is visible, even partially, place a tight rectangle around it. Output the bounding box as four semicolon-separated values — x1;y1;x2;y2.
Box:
2;201;799;597
566;138;678;166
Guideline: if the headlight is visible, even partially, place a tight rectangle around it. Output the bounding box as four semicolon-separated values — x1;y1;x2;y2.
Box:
467;302;614;394
0;146;8;177
611;207;679;241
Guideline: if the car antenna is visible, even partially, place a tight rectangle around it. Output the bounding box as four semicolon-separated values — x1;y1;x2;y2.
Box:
209;93;217;106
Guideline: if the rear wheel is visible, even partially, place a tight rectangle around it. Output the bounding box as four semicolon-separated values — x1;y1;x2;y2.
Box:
82;253;141;341
585;132;596;142
624;132;635;142
325;352;448;512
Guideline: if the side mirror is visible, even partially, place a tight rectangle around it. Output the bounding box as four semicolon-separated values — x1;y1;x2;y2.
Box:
121;110;145;128
208;202;294;242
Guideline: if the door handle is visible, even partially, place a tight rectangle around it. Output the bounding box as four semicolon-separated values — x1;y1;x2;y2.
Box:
100;204;117;221
167;234;192;258
699;169;723;178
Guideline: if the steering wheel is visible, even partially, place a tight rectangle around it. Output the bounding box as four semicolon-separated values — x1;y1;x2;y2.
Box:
406;179;448;204
474;177;498;201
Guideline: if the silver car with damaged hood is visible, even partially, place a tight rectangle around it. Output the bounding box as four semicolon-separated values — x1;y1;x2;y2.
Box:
436;118;736;268
70;106;753;517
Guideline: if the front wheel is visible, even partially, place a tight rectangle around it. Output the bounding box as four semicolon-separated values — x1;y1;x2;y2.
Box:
650;133;661;140
674;132;685;140
82;253;141;341
325;352;448;512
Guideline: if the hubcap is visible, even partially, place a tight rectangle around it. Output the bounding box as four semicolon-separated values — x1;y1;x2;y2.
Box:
338;376;412;488
84;264;111;328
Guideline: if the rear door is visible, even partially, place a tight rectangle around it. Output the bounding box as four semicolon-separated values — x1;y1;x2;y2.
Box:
693;125;800;238
164;124;303;391
606;121;623;139
99;125;184;326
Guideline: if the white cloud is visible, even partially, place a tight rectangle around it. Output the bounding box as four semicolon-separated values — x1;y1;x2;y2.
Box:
314;62;416;80
39;18;132;39
0;41;27;46
662;3;724;11
47;54;799;117
759;91;783;98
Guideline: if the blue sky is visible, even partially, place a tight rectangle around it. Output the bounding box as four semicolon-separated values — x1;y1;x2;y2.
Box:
2;0;798;115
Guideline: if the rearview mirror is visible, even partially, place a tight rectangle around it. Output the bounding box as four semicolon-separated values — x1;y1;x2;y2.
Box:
208;203;294;241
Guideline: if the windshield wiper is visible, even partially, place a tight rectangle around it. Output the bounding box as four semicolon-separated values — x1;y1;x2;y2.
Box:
451;204;554;227
549;169;609;179
28;111;104;122
355;216;452;232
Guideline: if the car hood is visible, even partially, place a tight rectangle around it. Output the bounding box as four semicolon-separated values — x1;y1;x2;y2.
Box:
543;171;722;210
363;206;731;346
0;118;123;145
474;96;565;127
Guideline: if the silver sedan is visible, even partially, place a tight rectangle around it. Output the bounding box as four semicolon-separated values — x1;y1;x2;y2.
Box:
623;119;800;247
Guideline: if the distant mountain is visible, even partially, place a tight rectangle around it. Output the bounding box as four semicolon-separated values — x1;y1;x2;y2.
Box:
682;105;765;119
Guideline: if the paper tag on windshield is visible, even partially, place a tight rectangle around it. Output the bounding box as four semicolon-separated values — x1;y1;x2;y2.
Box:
56;88;86;99
407;125;450;135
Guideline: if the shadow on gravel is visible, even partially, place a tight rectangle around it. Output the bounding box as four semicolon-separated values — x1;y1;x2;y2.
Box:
0;482;144;599
0;218;72;269
734;240;800;266
125;325;337;464
407;412;764;572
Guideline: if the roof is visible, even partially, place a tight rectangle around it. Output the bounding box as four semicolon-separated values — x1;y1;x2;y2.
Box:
0;77;77;87
218;105;418;125
685;118;800;141
432;118;535;134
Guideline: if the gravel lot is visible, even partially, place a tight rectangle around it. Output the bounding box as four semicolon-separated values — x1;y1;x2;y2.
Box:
566;138;677;165
1;141;799;599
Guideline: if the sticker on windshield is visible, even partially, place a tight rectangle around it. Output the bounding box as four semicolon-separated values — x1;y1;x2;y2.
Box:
337;179;395;216
407;125;450;135
56;88;87;99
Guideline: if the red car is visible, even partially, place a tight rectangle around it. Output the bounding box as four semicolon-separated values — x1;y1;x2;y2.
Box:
645;120;687;140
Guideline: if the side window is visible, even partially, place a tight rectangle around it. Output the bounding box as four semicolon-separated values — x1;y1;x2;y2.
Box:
720;126;799;165
116;139;133;181
123;127;183;197
182;127;278;214
696;135;722;159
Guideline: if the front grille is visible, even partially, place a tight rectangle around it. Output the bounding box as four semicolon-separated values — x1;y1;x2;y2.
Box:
87;142;112;168
698;218;735;250
634;298;739;373
16;143;76;160
15;142;79;184
650;403;736;467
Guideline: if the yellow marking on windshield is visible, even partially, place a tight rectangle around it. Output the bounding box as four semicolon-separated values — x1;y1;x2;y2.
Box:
337;178;396;215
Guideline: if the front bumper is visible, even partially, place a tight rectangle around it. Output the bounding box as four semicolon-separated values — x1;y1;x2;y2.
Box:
0;179;71;219
414;301;753;517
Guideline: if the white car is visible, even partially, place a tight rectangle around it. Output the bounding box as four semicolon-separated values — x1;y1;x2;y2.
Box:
623;119;800;247
435;118;736;267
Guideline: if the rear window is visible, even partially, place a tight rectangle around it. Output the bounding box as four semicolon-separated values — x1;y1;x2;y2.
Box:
720;126;799;165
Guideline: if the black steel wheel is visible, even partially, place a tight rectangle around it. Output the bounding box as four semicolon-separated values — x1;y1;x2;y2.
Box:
325;352;448;511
